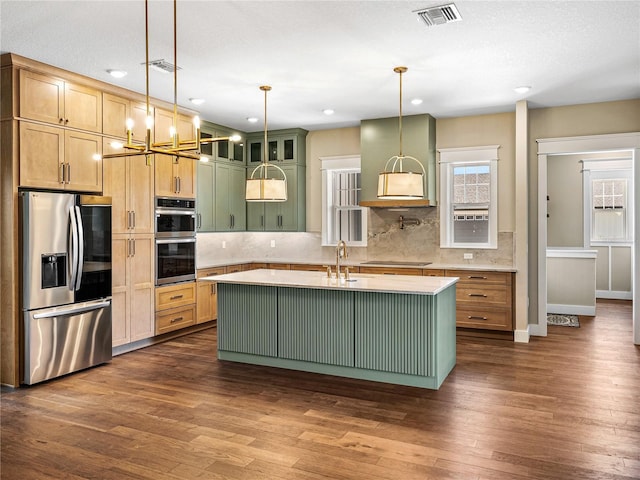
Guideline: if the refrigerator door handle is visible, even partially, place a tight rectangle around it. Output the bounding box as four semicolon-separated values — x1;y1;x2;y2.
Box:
32;300;111;319
69;206;79;290
74;205;84;291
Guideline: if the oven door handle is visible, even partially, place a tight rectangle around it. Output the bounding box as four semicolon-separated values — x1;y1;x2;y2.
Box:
155;238;196;245
155;209;196;216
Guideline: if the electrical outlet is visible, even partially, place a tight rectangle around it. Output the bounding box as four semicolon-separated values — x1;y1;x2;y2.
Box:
270;240;276;248
222;241;226;249
463;253;473;260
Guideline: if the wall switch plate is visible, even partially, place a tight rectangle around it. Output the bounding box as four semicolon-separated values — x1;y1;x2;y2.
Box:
463;253;473;260
222;241;226;249
270;240;276;248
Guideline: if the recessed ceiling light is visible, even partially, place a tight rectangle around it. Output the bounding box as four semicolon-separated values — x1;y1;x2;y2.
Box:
323;109;335;115
247;117;258;123
411;98;423;105
514;86;531;94
107;69;127;79
189;97;205;105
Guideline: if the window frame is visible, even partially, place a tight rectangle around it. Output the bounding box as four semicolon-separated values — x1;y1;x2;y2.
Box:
582;159;634;246
439;145;499;249
320;155;368;247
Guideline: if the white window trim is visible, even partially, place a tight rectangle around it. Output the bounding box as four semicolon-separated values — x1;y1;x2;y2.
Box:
320;155;368;247
439;145;499;249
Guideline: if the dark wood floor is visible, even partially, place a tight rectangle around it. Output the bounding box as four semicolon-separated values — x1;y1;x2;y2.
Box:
2;300;638;480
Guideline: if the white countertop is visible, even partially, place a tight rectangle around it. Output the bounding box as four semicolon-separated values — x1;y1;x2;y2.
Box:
198;258;516;273
203;269;458;295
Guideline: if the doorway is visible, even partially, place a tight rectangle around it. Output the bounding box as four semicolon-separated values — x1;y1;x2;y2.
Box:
534;132;639;344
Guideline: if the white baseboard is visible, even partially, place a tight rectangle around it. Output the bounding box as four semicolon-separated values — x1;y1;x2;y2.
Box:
514;328;530;343
596;290;633;300
547;304;596;316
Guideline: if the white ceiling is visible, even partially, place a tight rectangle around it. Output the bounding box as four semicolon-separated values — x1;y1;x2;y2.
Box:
1;1;639;132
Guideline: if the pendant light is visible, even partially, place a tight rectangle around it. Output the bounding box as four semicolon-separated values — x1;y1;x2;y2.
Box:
102;0;237;164
377;66;426;199
245;85;288;202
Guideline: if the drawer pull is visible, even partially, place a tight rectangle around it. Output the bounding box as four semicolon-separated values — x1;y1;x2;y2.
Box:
170;294;184;300
468;275;488;279
468;293;488;297
170;316;184;323
468;315;488;320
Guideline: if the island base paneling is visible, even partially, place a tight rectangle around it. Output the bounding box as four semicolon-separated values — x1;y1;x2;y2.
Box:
217;282;456;389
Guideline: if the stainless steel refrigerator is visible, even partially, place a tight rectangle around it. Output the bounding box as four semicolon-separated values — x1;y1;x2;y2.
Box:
21;191;113;385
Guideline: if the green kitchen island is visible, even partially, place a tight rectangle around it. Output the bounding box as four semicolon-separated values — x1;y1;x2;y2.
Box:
205;269;458;389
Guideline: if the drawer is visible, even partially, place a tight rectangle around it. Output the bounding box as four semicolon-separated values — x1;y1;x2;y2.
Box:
248;263;268;270
456;284;511;307
358;266;423;276
197;266;226;279
446;270;511;286
156;305;196;335
423;269;444;277
456;306;512;331
156;282;196;310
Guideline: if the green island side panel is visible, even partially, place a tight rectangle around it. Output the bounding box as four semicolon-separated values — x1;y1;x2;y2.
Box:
217;283;278;357
278;287;354;367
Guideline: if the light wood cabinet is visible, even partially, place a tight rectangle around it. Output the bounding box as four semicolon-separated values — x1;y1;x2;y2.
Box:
103;93;150;141
111;235;155;347
445;269;514;331
156;305;196;335
19;122;102;192
196;267;225;324
155;282;197;335
19;69;102;132
154;109;195;145
103;141;154;235
155;153;197;199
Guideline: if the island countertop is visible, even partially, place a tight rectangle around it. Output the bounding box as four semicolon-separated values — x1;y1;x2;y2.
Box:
203;268;458;295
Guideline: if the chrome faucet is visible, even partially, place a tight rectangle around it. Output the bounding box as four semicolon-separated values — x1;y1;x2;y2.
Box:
335;240;348;279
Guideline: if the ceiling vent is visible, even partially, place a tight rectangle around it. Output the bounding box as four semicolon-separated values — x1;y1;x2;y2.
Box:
142;59;180;74
414;4;462;27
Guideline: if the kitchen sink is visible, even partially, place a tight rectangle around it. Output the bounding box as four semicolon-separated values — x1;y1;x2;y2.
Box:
360;260;432;267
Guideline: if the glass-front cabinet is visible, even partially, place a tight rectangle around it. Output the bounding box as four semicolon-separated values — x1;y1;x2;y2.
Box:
246;128;307;165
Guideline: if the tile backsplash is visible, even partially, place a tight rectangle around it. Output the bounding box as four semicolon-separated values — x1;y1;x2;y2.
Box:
197;207;513;267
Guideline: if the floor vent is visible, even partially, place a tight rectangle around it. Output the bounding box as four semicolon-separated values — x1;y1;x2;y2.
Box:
414;3;462;27
142;59;180;73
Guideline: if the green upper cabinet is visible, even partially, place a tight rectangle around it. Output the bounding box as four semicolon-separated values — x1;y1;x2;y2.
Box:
246;128;308;166
215;162;246;231
200;119;244;163
359;114;436;205
246;164;306;232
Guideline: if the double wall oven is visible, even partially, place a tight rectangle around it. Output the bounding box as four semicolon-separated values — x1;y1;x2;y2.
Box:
155;197;196;285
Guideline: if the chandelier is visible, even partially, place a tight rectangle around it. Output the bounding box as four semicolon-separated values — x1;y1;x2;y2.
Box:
245;85;288;202
103;0;237;163
377;66;426;199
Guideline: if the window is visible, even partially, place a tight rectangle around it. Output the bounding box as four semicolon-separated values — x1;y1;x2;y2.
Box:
439;146;499;249
321;155;367;246
592;178;627;241
583;161;633;244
